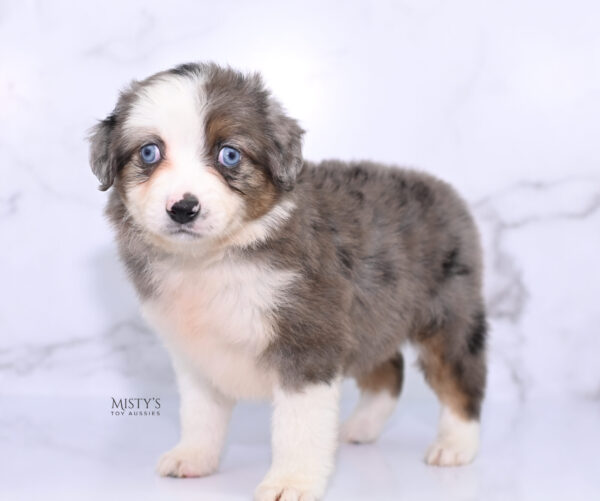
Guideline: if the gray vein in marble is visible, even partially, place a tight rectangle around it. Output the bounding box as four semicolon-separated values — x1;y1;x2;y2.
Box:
0;140;96;209
0;319;168;379
504;193;600;229
473;177;600;402
475;177;600;322
0;192;21;217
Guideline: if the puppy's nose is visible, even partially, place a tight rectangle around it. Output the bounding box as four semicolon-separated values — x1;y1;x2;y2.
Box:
167;194;200;224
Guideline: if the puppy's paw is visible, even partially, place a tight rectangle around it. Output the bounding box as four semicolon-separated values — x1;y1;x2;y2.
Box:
425;410;480;467
254;476;322;501
425;438;478;466
157;445;219;478
340;416;381;444
425;426;479;466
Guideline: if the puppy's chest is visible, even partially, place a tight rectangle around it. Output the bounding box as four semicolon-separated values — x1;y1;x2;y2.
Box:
141;257;296;399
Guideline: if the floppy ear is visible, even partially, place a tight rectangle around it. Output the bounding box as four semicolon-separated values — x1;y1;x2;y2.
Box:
265;101;304;192
88;115;117;191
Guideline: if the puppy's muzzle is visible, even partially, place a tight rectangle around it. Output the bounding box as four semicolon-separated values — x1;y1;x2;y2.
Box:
167;194;200;224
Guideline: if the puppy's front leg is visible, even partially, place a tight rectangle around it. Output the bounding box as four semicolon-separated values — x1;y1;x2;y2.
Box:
255;378;341;501
157;359;234;478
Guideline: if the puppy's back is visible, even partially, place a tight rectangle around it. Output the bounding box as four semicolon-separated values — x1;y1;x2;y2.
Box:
293;160;483;372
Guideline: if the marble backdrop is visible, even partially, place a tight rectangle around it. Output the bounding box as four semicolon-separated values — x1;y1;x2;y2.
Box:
1;0;599;406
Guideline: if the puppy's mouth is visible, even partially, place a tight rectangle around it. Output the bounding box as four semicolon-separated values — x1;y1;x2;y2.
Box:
167;228;203;239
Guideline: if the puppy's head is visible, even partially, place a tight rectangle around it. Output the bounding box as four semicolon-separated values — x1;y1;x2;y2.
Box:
89;63;303;250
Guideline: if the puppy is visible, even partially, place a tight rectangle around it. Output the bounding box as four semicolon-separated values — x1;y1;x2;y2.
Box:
89;62;487;500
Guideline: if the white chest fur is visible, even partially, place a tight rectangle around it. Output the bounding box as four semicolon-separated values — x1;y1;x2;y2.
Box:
141;254;297;400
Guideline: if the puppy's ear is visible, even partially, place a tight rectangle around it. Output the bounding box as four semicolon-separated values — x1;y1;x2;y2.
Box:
88;115;117;191
265;101;304;191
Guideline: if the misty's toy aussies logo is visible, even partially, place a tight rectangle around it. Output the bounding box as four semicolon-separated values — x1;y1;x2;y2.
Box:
111;397;161;416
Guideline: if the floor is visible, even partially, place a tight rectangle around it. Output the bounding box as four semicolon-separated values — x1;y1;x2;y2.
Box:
1;394;597;500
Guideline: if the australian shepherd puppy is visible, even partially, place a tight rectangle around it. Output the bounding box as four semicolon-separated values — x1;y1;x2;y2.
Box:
89;62;487;500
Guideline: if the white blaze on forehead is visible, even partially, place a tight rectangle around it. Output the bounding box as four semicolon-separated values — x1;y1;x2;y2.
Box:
124;73;208;150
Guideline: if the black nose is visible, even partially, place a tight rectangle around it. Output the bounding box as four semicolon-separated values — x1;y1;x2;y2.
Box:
167;195;200;224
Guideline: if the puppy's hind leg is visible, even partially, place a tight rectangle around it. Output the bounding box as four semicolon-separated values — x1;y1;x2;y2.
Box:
418;312;487;466
341;352;404;444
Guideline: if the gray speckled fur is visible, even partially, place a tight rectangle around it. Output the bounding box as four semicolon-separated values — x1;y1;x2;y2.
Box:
90;63;487;419
254;161;487;417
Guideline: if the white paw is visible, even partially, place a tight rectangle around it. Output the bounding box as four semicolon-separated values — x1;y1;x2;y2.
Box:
340;416;381;444
254;476;323;501
156;445;219;478
425;412;480;466
425;436;478;466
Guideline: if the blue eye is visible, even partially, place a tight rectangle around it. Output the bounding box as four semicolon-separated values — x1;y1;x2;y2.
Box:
218;146;241;168
140;143;161;164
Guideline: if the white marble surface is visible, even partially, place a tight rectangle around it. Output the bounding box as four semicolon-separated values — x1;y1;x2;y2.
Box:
1;0;599;499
